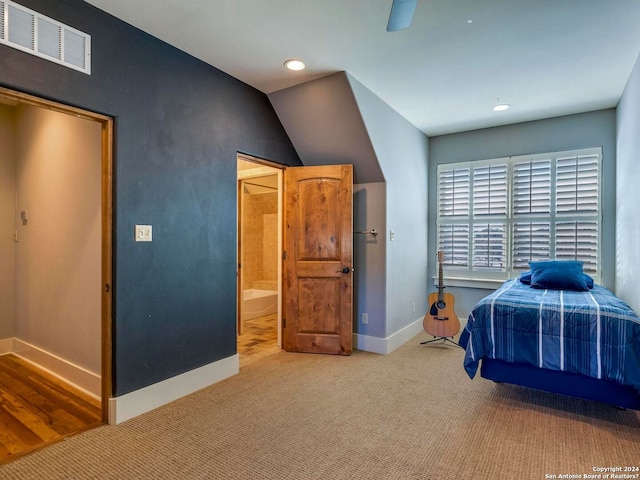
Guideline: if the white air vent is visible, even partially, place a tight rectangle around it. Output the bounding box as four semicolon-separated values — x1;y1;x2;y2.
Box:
0;2;4;41
0;0;91;74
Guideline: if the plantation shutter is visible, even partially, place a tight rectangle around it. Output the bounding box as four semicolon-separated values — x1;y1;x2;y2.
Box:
555;221;598;274
438;168;469;217
472;223;506;269
512;159;551;269
472;164;507;270
556;153;599;214
438;168;470;267
436;147;601;284
512;222;550;269
555;152;599;274
473;164;507;216
438;224;469;267
513;159;551;215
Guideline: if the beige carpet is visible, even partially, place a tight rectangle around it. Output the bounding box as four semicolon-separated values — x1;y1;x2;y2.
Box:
2;332;639;479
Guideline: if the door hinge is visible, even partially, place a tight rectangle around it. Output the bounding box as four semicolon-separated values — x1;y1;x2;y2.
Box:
104;283;111;293
282;251;286;260
282;318;286;328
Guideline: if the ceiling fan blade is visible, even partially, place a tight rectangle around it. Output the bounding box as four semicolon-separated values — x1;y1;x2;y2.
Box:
386;0;418;32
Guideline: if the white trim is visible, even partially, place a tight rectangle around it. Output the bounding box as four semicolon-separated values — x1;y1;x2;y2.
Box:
433;276;504;290
354;317;424;354
353;332;387;355
0;337;100;401
108;354;239;425
0;337;13;354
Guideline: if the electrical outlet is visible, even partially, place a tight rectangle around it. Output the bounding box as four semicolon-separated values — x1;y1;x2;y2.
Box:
361;313;368;324
412;302;416;313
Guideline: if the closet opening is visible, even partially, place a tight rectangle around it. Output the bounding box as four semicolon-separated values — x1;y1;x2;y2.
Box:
0;86;112;461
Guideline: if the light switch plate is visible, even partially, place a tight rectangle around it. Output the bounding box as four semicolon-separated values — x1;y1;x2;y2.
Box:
135;225;152;242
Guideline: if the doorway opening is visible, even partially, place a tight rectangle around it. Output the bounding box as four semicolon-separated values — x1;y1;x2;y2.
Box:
236;154;283;366
0;86;112;460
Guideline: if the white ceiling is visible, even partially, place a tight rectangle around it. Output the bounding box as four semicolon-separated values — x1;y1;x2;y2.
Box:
85;0;640;136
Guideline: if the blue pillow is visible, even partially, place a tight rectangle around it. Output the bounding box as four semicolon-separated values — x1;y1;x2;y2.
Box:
584;274;594;289
519;271;532;284
528;261;590;291
519;269;594;289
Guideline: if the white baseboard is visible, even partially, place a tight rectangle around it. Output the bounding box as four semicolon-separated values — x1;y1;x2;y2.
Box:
354;317;424;355
108;354;239;425
1;337;101;401
0;338;13;354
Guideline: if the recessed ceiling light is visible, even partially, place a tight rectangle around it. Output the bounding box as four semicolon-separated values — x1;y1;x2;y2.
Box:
492;103;510;112
284;59;305;71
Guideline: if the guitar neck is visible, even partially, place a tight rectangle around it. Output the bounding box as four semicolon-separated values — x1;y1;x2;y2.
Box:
438;261;444;302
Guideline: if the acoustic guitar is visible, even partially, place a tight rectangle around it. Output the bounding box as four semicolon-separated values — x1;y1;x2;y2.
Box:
423;251;460;339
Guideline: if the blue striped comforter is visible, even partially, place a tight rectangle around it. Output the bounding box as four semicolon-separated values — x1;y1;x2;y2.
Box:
459;279;640;392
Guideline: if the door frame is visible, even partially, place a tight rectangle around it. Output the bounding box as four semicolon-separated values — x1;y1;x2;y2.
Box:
236;153;284;349
0;86;113;423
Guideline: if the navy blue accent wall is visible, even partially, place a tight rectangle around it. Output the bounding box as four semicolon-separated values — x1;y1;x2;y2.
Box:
0;0;301;395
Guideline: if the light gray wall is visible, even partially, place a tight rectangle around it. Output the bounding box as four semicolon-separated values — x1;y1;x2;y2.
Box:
15;104;102;373
0;104;16;339
268;73;384;184
269;73;389;339
353;182;386;338
429;109;617;319
348;74;430;337
616;52;640;312
269;72;429;340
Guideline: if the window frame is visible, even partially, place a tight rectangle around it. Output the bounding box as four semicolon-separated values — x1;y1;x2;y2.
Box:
435;147;602;288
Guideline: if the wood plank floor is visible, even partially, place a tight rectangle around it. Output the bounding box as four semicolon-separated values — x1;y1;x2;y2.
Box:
0;321;277;464
238;313;279;366
0;354;102;463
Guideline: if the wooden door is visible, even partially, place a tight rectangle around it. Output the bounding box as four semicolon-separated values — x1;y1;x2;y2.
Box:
283;165;353;355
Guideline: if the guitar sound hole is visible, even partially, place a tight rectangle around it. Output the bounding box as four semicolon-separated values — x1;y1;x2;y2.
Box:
436;300;446;309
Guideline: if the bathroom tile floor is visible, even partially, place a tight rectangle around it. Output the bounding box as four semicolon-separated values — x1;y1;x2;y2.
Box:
238;313;279;367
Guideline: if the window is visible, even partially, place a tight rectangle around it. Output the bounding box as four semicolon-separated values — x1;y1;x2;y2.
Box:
437;147;602;285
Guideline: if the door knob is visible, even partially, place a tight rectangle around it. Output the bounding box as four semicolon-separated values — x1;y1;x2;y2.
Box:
341;267;350;274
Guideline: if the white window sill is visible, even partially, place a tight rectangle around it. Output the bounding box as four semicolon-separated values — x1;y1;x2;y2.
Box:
432;277;506;289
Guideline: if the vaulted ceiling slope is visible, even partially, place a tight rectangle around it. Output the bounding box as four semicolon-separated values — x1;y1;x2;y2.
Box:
268;73;385;184
85;0;640;136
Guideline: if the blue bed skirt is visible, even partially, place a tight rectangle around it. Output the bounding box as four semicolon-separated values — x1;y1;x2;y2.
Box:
481;359;640;410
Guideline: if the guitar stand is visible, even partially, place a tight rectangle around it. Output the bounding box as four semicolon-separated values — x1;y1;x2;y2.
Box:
421;336;463;348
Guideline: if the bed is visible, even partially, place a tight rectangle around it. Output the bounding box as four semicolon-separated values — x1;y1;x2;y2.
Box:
458;262;640;409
